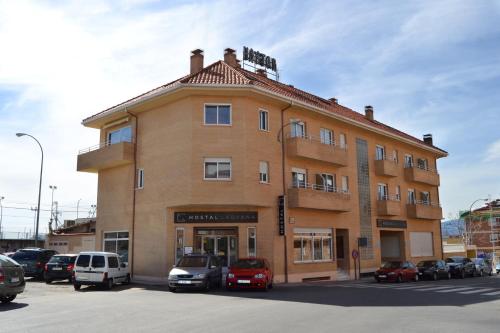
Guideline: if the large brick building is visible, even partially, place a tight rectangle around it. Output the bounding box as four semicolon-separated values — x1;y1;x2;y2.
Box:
77;48;447;283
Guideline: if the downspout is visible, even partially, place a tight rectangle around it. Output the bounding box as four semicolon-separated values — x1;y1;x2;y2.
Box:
126;109;138;278
436;157;444;260
280;102;293;283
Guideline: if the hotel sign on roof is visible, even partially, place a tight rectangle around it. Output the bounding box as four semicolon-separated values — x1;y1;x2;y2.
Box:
243;46;277;72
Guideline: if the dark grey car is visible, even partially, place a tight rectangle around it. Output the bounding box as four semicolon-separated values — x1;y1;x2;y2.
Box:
417;260;451;280
11;248;58;279
168;254;222;292
0;254;25;304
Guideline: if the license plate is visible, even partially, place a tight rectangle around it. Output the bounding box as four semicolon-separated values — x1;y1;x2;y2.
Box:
178;280;191;284
418;272;423;275
237;280;251;284
378;275;387;278
11;277;19;283
53;267;62;271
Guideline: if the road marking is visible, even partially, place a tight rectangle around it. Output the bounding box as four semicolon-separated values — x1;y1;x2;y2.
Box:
414;286;455;291
390;284;442;289
458;288;494;294
436;287;475;293
481;290;500;296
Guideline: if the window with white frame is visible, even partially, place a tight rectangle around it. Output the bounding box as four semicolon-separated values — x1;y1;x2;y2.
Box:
137;168;144;189
293;228;333;262
204;104;231;125
417;158;428;170
375;145;385;160
404;154;414;168
491;217;500;227
395;185;401;201
290;120;305;138
377;183;388;200
317;173;335;192
259;110;269;131
339;133;347;149
320;128;334;145
392;150;398;163
259;161;269;183
204;158;231;180
490;233;500;242
420;191;430;205
292;168;307;188
407;189;416;204
103;232;129;263
248;227;256;257
107;126;132;145
341;176;349;193
175;228;184;264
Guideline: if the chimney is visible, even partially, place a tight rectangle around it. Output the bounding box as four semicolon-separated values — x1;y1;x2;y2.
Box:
256;69;267;77
423;134;433;146
329;97;338;104
190;49;204;74
224;48;237;67
365;105;374;121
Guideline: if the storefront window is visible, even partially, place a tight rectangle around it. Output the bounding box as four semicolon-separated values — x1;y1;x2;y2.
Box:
104;231;129;263
293;229;333;263
175;228;184;264
248;227;256;257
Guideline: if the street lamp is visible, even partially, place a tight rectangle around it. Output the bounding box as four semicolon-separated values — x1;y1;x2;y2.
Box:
16;132;44;247
0;196;4;238
49;185;57;232
466;198;489;247
76;198;82;219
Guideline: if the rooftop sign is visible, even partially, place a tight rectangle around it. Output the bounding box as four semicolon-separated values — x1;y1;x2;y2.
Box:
243;46;277;73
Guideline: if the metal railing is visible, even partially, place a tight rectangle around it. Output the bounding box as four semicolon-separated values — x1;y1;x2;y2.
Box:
407;200;441;207
0;231;46;240
78;139;134;155
375;154;398;162
377;194;401;201
404;163;438;174
287;134;348;150
290;182;351;197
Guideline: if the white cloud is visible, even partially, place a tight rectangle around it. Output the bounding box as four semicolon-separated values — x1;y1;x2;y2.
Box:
484;139;500;162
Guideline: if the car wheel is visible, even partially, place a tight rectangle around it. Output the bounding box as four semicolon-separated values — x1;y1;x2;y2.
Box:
397;275;403;283
45;279;52;284
73;283;81;291
168;287;176;292
460;270;465;279
106;278;114;290
432;272;438;281
0;295;16;304
488;270;492;276
123;274;131;285
447;272;451;280
479;270;484;277
204;278;211;292
413;274;419;282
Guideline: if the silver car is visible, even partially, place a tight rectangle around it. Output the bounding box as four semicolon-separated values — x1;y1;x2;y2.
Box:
0;254;25;304
168;254;222;292
472;258;493;277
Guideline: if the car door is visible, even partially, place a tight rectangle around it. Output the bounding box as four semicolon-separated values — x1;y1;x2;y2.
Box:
75;254;91;282
400;262;409;280
108;256;121;282
90;254;106;283
437;261;446;278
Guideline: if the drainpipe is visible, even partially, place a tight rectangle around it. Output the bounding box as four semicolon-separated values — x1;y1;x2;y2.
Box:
126;109;138;278
279;102;293;283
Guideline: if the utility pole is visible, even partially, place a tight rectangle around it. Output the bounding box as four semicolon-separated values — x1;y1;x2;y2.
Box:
76;198;82;219
30;206;37;238
54;201;60;229
49;185;57;232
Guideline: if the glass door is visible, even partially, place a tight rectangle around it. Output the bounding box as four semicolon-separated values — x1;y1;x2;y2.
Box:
216;237;228;267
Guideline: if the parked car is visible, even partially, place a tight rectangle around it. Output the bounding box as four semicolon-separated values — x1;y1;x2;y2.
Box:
73;252;130;290
44;254;78;283
168;254;222;292
416;260;451;280
471;258;493;277
496;262;500;275
2;252;16;258
445;256;476;278
226;258;273;290
374;261;419;282
0;254;25;304
11;248;58;279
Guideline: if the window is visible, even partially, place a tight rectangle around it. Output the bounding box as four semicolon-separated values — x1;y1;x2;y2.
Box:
108;256;119;268
339;133;347;149
490;233;500;242
290;120;305;138
375;145;385;160
420;192;430;205
377;183;388;200
407;189;416;204
317;173;335;192
404;154;414;168
204;104;231;125
248;227;256;257
76;255;90;268
107;126;132;145
259;110;269;131
395;185;401;201
341;176;349;193
104;232;129;263
293;228;333;263
292;169;307;188
175;228;184;264
259;161;269;183
393;150;398;163
410;232;434;257
320;128;334;145
417;158;428;170
204;158;231;180
137;168;144;189
91;255;105;268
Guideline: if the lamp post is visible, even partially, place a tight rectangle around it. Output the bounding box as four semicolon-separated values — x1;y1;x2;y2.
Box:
49;185;57;232
0;196;4;239
76;198;82;219
16;133;43;247
467;198;488;247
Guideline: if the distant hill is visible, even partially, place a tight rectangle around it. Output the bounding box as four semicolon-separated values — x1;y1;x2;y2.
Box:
441;219;464;237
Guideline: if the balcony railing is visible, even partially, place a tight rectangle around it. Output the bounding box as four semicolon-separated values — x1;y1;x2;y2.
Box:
374;156;398;177
404;164;440;186
406;201;443;220
376;195;401;216
288;182;351;212
286;134;348;166
77;140;135;173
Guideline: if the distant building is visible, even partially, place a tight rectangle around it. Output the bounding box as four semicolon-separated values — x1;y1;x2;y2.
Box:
46;218;96;254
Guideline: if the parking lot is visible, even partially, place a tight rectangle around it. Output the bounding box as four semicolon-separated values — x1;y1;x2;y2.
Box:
1;275;500;332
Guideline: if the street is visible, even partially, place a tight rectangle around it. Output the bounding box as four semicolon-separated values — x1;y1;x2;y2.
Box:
1;276;500;332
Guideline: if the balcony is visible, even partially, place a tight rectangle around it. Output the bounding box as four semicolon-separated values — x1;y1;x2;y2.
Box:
286;135;347;166
374;158;398;177
376;196;401;216
77;141;135;173
404;166;440;186
287;183;351;212
406;202;443;220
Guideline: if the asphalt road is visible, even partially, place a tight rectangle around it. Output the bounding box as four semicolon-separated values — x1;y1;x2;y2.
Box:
1;275;500;333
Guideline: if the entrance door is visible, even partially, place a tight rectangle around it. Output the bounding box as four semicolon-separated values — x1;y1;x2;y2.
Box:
216;237;228;266
195;229;238;268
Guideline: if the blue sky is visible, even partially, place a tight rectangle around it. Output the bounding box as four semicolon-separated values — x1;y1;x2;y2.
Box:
1;0;500;234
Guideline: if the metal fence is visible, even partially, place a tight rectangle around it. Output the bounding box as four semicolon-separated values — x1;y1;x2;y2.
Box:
0;231;46;240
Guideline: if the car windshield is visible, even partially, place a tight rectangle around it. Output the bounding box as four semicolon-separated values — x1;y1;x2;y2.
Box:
232;259;265;269
417;261;436;267
12;251;38;261
445;257;462;263
49;256;75;264
177;256;208;268
381;261;401;269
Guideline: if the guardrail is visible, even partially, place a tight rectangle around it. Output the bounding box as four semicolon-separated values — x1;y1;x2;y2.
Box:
407;200;441;207
290;182;350;195
287;134;347;150
78;139;134;155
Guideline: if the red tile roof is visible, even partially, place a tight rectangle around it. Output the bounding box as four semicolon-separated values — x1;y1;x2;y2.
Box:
84;60;447;155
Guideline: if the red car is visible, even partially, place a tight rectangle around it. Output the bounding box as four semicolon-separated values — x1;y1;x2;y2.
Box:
226;258;273;290
374;261;419;282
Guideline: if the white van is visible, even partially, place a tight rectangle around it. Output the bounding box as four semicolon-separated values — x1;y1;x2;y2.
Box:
73;252;130;290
